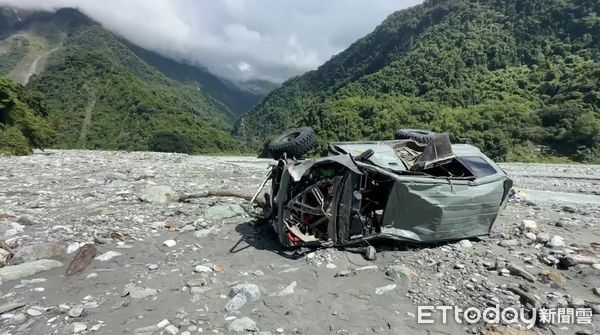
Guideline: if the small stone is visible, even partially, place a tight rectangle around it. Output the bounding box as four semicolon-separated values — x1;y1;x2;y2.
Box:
499;239;519;247
228;317;257;333
546;236;565;249
67;242;80;254
458;239;473;248
520;219;537;231
163;240;177;248
165;324;179;334
536;233;551;243
375;284;396;295
157;319;170;328
593;287;600;297
363;246;377;261
73;322;88;333
194;265;213;273
454;264;465;270
335;270;351;277
7;313;27;325
139;185;179;203
95;251;121;261
68;305;85;318
26;307;43;316
86;272;98;279
148;264;159;271
325;263;337;269
525;232;537;241
276;328;284;334
562;205;577;213
591;264;600;270
124;285;158;299
193;228;218;238
499;269;510;276
276;281;297;296
570;297;586;308
386;265;416;282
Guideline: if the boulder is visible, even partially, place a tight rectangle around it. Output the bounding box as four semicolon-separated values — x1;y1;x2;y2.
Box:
139;185;179;203
0;259;63;281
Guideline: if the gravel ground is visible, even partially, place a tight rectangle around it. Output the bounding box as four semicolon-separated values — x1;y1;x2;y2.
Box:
0;150;599;335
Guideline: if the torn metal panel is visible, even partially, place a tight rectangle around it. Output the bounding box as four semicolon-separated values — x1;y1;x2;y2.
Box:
381;178;506;242
286;154;362;182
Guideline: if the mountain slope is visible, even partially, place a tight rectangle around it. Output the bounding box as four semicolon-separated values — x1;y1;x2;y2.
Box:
126;43;268;116
0;8;262;153
238;0;600;162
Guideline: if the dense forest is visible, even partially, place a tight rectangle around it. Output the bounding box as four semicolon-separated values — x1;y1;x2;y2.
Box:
0;76;52;155
0;8;270;155
238;0;600;162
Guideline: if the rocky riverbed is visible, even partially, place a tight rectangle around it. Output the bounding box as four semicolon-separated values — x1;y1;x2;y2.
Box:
1;150;599;335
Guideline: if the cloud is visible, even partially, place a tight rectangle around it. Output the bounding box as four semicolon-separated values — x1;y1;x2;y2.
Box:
0;0;422;82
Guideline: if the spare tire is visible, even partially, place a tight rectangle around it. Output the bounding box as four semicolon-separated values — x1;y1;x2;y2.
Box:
394;129;437;143
269;127;316;159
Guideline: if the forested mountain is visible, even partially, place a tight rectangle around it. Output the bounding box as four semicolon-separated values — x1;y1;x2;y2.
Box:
126;43;268;116
238;0;600;162
0;7;271;154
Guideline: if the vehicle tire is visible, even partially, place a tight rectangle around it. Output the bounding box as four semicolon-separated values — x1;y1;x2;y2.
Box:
394;129;437;143
268;127;316;159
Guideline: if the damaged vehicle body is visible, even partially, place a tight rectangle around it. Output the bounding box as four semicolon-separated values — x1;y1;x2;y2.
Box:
262;127;513;247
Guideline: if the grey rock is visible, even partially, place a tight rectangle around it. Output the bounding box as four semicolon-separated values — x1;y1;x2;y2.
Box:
193;227;218;238
203;204;245;221
186;278;208;287
525;232;537;241
375;284;396;295
536;233;551;243
68;305;85;318
7;313;27;325
139;185;179;203
123;284;158;299
520;219;537;231
258;332;273;335
147;264;159;271
179;225;195;233
363;246;377;260
95;251;122;261
0;259;63;281
225;283;265;313
458;239;473;248
591;263;600;270
12;242;64;263
26;307;43;316
507;264;536;282
562;205;577;213
276;281;297;296
73;322;88;333
593;287;600;297
335;270;351;277
194;265;213;273
165;324;179;334
228;317;257;333
499;239;519;247
108;179;130;189
546;235;566;249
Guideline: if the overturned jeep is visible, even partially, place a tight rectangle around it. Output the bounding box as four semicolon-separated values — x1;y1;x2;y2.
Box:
261;127;512;247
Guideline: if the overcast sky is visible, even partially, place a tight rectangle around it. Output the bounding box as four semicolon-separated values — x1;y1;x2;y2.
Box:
1;0;422;82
